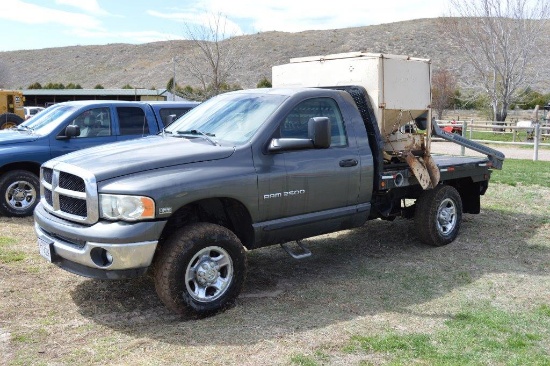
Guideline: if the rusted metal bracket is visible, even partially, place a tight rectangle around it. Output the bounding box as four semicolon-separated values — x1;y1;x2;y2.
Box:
405;151;440;189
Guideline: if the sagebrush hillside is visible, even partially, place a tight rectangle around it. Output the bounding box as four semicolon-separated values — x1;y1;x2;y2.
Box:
1;18;548;92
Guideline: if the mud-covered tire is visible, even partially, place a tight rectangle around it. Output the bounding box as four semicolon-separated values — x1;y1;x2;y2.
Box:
154;222;247;317
0;170;40;217
414;185;462;246
0;113;24;130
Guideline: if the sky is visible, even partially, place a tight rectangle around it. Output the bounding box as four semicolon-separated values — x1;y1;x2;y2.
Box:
0;0;449;52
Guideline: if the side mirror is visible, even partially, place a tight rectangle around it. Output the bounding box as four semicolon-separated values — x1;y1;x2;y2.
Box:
268;117;332;152
308;117;331;148
59;124;80;139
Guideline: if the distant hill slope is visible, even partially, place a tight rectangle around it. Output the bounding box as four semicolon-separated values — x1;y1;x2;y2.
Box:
1;18;548;92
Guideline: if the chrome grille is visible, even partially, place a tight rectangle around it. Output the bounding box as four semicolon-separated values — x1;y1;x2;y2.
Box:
59;171;86;192
59;195;87;217
43;168;53;184
44;189;53;206
40;161;99;224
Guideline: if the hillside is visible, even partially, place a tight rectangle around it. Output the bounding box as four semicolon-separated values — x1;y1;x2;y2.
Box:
0;18;548;92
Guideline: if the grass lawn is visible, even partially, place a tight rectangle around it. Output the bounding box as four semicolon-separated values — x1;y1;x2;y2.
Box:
466;130;550;146
491;159;550;188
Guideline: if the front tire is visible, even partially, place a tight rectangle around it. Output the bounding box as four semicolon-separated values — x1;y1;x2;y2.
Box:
154;223;247;316
414;185;462;246
0;113;24;130
0;170;40;217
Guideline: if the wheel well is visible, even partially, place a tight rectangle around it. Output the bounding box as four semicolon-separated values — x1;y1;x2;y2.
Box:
160;198;254;249
444;178;484;214
0;162;40;178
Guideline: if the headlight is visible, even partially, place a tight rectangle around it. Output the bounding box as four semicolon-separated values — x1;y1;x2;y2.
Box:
99;194;155;221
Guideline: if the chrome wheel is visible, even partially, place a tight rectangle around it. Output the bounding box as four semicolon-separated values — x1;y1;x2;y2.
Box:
436;198;457;235
185;246;234;303
154;223;247;316
6;180;37;210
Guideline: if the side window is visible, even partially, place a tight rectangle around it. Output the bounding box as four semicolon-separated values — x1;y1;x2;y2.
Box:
117;107;149;135
72;107;111;138
280;98;347;147
158;108;192;126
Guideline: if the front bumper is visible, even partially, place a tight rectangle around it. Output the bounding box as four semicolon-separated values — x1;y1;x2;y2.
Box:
34;202;167;279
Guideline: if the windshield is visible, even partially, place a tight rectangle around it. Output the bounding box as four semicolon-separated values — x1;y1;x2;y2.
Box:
164;92;286;146
16;105;77;135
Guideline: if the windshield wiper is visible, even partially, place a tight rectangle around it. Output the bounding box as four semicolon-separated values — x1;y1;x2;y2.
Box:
176;130;220;146
15;125;33;133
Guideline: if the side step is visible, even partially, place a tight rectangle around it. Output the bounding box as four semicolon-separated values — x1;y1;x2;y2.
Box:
431;121;505;169
280;240;312;259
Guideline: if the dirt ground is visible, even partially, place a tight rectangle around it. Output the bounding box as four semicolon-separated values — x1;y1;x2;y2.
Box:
1;183;549;365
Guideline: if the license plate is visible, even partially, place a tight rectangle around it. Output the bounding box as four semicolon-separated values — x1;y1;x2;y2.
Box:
38;238;53;262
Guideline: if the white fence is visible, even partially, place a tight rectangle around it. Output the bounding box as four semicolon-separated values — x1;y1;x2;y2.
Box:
435;119;550;161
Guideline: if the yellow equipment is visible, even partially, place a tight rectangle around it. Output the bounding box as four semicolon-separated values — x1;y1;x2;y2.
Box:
0;90;25;129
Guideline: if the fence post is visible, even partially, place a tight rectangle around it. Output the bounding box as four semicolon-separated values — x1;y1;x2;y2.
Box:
469;119;473;139
461;120;466;156
533;123;540;161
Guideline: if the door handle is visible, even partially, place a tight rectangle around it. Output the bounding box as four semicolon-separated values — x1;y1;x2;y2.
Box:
339;159;358;167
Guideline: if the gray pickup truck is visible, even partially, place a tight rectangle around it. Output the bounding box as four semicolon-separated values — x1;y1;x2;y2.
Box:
34;85;504;316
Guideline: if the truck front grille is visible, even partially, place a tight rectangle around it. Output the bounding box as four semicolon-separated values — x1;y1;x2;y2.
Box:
59;171;86;192
59;195;88;217
43;167;53;184
44;189;53;206
40;161;99;224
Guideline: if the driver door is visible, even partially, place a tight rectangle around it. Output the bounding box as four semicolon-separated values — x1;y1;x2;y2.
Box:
256;97;360;222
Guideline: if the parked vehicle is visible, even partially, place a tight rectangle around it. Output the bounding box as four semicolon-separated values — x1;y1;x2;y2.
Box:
24;106;45;120
35;53;504;316
0;100;198;217
0;90;25;129
440;120;463;134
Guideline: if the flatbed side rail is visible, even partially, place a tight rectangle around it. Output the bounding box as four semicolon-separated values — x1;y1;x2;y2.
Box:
431;121;505;169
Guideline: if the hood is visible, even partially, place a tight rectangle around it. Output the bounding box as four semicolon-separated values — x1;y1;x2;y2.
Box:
0;130;40;145
49;135;235;181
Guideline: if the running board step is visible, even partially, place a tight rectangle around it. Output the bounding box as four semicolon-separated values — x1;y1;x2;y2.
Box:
280;240;312;259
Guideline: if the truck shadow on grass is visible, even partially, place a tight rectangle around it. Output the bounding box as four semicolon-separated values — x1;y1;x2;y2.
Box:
71;208;549;345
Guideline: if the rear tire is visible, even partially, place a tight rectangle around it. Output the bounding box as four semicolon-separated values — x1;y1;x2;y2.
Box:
414;185;462;246
0;113;24;130
154;222;247;316
0;170;40;217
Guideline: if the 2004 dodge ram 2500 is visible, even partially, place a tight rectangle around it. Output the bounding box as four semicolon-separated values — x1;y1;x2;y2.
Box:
34;53;504;316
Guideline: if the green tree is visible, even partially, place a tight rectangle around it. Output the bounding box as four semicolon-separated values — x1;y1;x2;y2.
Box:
121;84;133;89
515;88;550;109
166;77;175;91
174;82;242;102
257;77;272;88
94;84;104;89
27;82;42;89
66;83;82;89
44;82;65;89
